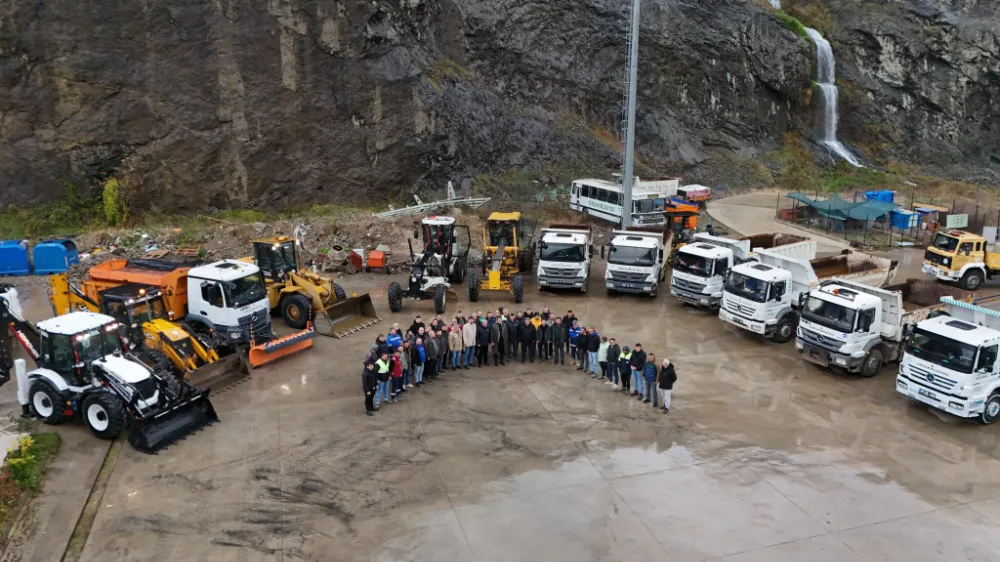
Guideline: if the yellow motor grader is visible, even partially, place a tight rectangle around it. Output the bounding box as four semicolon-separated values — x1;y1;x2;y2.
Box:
468;212;537;304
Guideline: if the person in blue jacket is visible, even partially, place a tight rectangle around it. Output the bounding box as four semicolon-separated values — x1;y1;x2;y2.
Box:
386;328;402;351
642;353;658;406
569;320;583;369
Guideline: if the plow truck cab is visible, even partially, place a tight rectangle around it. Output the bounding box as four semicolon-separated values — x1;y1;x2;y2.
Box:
537;225;593;292
922;230;1000;291
897;296;1000;424
796;278;972;378
605;229;673;297
186;260;272;346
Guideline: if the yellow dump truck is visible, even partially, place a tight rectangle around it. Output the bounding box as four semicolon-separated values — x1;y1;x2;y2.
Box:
922;230;1000;291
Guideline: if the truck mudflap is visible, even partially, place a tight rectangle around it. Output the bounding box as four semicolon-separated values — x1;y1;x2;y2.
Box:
248;327;315;368
314;294;381;338
128;386;219;454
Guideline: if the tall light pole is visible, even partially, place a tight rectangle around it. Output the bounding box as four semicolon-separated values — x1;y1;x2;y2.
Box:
620;0;641;229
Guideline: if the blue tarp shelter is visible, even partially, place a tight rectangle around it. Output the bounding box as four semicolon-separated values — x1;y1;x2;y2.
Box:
786;192;899;223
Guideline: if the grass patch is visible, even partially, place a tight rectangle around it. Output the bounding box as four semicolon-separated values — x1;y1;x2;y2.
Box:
0;433;62;535
776;10;809;39
422;59;474;93
0;182;103;239
785;1;835;38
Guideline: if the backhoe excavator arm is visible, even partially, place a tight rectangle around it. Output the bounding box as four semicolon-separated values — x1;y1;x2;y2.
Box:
49;273;100;316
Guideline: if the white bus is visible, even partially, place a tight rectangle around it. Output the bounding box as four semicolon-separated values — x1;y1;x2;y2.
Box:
569;177;680;226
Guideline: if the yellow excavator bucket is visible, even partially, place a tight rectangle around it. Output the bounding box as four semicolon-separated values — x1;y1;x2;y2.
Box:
186;352;252;392
313;294;381;338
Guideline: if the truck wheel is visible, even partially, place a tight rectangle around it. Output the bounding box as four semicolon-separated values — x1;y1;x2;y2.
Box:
433;285;447;314
29;381;68;425
82;392;127;440
388;282;403;313
456;258;467;283
978;393;1000;425
961;270;984;291
772;317;796;343
859;349;883;378
280;293;312;330
513;274;524;303
581;280;588;294
333;283;347;301
468;273;480;302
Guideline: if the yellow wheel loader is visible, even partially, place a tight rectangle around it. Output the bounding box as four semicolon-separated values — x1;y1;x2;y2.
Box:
468;212;537;304
48;274;251;391
247;236;380;338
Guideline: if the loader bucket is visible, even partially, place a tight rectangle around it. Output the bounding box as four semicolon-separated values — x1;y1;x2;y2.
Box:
248;327;315;368
128;390;219;454
187;353;252;392
313;294;381;338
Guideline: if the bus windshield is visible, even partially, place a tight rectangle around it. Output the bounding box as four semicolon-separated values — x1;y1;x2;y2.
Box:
906;327;977;374
724;272;768;303
225;273;267;308
802;296;856;333
633;198;665;214
931;234;960;252
673;252;711;277
608;246;655;267
540;243;586;263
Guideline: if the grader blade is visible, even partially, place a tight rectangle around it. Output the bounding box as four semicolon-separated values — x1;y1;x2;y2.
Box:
314;293;381;338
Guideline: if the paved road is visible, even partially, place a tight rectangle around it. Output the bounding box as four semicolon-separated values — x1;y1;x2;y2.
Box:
4;264;1000;562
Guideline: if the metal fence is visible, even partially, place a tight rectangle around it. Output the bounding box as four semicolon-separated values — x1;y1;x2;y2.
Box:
774;191;1000;249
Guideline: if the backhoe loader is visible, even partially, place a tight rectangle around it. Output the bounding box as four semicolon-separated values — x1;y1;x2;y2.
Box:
48;273;252;391
246;236;380;338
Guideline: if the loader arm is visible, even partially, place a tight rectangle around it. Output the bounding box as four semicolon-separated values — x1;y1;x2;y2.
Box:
288;272;329;312
48;273;100;316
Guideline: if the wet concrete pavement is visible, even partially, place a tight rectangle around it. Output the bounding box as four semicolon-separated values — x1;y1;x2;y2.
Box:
4;258;1000;561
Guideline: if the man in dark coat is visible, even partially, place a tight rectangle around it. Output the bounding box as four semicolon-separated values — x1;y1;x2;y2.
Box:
476;319;491;367
537;319;552;361
629;343;647;397
519;317;537;363
362;362;378;416
490;319;505;366
561;310;576;352
606;338;621;387
408;315;426;337
551;318;566;364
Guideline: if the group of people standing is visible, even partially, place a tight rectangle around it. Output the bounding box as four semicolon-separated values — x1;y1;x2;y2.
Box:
361;306;677;415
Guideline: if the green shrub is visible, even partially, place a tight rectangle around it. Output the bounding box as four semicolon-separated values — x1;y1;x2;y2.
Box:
102;178;129;227
776;10;809;39
4;433;61;492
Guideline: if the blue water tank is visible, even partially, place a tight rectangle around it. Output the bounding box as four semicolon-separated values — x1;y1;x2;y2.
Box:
0;240;30;276
33;239;79;274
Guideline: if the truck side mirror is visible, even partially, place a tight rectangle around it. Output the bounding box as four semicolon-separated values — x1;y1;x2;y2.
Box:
588;245;594;258
658;249;664;260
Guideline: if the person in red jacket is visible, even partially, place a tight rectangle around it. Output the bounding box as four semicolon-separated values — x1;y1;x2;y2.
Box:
390;350;404;402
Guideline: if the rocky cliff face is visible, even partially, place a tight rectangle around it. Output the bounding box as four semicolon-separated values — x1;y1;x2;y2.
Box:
0;0;993;212
824;0;1000;183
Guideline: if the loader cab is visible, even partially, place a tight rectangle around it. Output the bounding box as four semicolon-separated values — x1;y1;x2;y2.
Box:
36;313;125;381
253;237;300;281
98;283;167;345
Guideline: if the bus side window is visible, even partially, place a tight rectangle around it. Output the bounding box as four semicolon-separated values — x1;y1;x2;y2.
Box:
581;185;591;199
572;184;579;196
597;189;610;203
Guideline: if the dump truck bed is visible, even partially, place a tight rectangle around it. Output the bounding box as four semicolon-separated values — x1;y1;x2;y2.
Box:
832;278;973;342
810;252;898;287
743;233;817;261
88;259;190;317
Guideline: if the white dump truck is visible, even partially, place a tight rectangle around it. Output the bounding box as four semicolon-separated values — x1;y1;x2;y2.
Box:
605;229;674;297
670;232;816;309
796;278;972;378
720;249;898;342
897;296;1000;424
536;225;594;292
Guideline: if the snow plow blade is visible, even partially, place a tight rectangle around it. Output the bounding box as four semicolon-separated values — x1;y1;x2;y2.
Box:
248;328;315;368
187;353;252;393
128;389;219;454
313;294;381;338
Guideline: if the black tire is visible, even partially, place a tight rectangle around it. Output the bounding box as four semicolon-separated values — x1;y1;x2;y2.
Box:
513;274;524;304
385;265;392;275
388;282;403;313
978;392;1000;425
82;392;127;440
772;315;796;344
961;269;984;291
280;293;312;330
859;348;883;378
468;272;480;302
333;283;347;300
365;266;372;273
162;374;183;401
456;257;467;283
518;248;534;273
29;381;68;425
434;285;447;314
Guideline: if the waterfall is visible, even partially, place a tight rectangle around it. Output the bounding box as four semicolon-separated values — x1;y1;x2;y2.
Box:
804;28;862;167
767;0;862;167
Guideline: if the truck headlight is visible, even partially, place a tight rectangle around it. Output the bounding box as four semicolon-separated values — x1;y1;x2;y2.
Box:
835;357;847;366
897;379;907;389
230;332;241;340
942;258;950;266
948;401;964;410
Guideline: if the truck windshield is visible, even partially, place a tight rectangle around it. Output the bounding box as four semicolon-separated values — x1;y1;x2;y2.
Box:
931;234;960;252
540;243;586;263
76;325;124;363
225;273;267;308
674;252;711;277
724;272;768;303
802;296;856;333
906;328;977;374
609;246;655;267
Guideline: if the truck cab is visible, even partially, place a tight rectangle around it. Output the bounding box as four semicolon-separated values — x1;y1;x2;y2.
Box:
898;297;1000;424
186;260;271;344
670;242;734;308
923;230;1000;290
796;284;883;374
605;231;668;297
719;262;798;342
537;227;592;292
